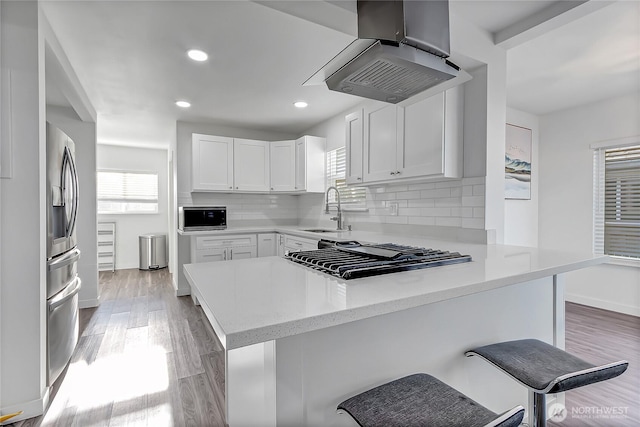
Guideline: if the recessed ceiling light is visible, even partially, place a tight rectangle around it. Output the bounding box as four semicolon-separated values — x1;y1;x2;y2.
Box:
294;101;308;108
176;100;191;108
187;49;208;62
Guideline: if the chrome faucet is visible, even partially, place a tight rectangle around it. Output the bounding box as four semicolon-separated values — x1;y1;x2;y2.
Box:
325;186;344;231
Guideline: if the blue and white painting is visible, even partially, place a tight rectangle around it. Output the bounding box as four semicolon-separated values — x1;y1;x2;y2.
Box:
505;124;532;200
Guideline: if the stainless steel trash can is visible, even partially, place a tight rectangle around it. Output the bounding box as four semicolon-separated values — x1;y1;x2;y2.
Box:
139;233;168;270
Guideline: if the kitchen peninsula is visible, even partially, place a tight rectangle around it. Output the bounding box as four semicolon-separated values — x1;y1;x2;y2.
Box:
183;230;607;426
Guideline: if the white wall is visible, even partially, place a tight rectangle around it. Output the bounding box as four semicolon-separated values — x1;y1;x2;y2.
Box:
0;1;48;417
47;106;98;308
539;92;640;316
97;144;169;270
504;107;539;247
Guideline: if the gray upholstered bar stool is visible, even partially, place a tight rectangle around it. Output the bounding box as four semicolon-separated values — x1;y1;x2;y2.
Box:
337;373;524;427
466;339;629;427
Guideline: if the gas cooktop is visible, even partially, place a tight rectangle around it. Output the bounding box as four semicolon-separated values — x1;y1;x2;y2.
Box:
285;241;472;280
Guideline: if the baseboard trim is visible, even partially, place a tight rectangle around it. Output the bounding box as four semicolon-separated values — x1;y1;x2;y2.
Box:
79;296;100;309
566;293;640;317
0;386;50;424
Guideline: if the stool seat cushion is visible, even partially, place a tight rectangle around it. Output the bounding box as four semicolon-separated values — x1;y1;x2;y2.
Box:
467;339;628;393
337;373;523;427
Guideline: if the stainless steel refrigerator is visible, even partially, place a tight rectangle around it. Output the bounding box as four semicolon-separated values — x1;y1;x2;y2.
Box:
46;122;81;386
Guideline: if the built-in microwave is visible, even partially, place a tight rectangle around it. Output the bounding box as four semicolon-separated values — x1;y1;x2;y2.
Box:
179;206;227;231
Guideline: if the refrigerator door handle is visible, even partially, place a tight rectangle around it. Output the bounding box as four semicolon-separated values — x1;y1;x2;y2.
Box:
68;147;79;237
49;277;82;312
48;247;81;272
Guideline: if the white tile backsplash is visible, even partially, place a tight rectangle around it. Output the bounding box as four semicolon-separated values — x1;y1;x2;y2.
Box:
298;177;486;231
180;177;486;234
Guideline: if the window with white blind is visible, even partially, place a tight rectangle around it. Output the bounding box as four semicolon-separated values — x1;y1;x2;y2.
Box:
593;144;640;259
326;147;366;207
98;170;159;214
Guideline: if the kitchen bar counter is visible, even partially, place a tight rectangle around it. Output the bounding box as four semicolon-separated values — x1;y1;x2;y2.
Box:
183;235;607;427
183;236;605;350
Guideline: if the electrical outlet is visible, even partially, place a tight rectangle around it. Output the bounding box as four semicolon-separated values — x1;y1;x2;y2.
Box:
388;202;399;216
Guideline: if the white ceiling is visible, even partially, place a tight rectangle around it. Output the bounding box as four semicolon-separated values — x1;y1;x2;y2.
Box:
41;1;640;149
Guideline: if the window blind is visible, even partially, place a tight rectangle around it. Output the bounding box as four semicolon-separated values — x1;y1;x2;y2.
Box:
326;147;366;206
98;170;159;214
594;145;640;259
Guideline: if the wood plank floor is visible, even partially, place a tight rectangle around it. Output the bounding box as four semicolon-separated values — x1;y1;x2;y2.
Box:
8;270;639;426
548;302;640;426
11;269;226;427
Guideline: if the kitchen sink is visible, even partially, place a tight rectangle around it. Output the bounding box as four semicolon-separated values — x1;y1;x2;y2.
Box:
302;229;338;233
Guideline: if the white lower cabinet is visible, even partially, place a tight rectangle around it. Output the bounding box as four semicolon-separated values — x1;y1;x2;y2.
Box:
257;233;277;257
191;234;257;263
284;235;318;254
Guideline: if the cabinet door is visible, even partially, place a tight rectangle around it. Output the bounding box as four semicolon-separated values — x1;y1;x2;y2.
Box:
234;139;270;192
295;138;306;191
192;134;234;191
257;233;277;257
195;248;227;263
270;141;295;191
229;246;257;260
363;103;400;182
345;110;364;185
399;91;445;178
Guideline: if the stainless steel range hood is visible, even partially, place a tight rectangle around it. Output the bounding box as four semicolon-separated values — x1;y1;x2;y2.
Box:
305;0;462;104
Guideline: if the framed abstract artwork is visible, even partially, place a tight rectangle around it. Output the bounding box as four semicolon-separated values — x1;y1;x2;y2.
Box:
505;124;532;200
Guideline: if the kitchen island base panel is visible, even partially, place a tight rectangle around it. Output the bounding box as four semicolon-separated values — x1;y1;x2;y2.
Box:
224;277;558;426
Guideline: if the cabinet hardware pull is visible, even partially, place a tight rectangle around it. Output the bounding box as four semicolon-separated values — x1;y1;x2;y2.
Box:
229;186;232;189
396;171;401;175
230;249;233;258
224;249;227;261
390;171;395;175
357;177;362;180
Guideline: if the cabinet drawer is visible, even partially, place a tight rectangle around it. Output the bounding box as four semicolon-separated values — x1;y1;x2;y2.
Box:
195;234;257;249
195;248;227;263
284;235;318;252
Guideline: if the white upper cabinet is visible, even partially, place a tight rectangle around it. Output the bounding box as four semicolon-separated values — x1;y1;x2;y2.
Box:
192;134;234;191
234;139;270;192
345;110;364;185
347;87;463;185
295;136;325;193
363;103;402;182
270;140;296;191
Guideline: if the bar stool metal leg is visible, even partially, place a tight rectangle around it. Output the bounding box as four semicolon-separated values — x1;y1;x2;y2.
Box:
532;392;546;427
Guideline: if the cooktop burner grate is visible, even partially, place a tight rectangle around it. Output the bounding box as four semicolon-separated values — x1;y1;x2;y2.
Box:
285;242;472;280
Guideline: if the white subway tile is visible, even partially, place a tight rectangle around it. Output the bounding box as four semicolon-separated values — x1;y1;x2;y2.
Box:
452;207;473;217
385;185;409;193
435;217;462;227
473;207;485;218
396;190;422;200
407;182;436;191
399;207;422;216
375;193;397;201
408;199;435;208
462;196;484;207
473;185;486;196
407;216;435;226
462;177;485;185
423;207;451;217
435;180;462;189
462;186;473;197
421;188;451;199
450;186;462;197
462;218;485;229
434;197;462;208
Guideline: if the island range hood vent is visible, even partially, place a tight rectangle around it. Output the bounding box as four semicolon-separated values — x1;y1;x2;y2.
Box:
306;0;460;104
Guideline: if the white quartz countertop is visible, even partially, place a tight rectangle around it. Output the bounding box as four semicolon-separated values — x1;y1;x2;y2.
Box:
183;232;608;350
